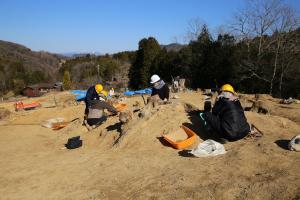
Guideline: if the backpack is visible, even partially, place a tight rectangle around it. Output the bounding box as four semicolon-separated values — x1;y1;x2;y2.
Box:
65;136;82;149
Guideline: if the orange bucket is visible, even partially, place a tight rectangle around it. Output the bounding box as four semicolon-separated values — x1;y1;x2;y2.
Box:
163;125;196;149
114;103;128;112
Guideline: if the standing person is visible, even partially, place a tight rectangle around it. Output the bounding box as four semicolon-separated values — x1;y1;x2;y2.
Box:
150;74;170;101
202;84;250;143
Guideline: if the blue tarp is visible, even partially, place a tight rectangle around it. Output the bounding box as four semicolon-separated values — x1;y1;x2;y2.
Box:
70;90;87;101
124;88;152;96
71;88;152;100
124;91;135;96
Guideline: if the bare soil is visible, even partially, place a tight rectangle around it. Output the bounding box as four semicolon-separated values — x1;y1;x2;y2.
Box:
0;91;299;200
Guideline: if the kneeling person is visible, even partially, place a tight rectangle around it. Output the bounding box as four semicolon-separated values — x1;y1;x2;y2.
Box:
85;90;118;130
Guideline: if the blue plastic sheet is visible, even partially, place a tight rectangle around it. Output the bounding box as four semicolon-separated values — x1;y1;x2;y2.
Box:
124;91;135;96
71;88;152;99
124;88;152;96
70;90;87;101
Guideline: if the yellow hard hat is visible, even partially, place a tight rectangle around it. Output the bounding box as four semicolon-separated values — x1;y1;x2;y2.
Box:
101;90;108;97
221;84;235;94
95;84;103;94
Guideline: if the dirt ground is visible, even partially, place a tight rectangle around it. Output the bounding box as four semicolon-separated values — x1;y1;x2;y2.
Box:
0;91;299;200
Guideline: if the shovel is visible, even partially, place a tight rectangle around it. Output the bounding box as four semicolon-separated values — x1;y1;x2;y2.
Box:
52;118;80;130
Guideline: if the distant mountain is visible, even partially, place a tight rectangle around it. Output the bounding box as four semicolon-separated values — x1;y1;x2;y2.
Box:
161;43;185;52
61;52;102;58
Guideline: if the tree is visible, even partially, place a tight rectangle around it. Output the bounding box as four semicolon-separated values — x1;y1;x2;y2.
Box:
230;0;299;96
63;71;72;90
185;18;205;42
129;37;161;89
269;5;299;96
12;79;25;94
189;24;214;88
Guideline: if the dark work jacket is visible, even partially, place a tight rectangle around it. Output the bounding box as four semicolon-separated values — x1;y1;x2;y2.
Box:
212;97;250;140
84;86;99;108
151;84;170;100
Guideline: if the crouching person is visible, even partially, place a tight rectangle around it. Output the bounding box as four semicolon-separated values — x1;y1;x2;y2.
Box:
84;90;118;131
147;74;170;107
203;84;250;143
150;74;169;101
84;84;104;119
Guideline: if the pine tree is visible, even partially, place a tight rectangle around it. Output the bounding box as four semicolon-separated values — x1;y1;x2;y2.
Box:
62;70;72;90
129;37;161;89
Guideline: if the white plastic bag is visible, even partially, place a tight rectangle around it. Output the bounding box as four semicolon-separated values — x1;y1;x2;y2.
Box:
289;135;300;152
190;139;226;157
41;118;65;128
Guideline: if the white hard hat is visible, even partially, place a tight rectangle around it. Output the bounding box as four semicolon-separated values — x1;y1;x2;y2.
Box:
150;74;160;84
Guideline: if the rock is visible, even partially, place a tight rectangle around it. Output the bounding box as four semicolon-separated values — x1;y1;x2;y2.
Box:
0;107;11;120
251;100;271;114
119;111;133;123
280;119;288;128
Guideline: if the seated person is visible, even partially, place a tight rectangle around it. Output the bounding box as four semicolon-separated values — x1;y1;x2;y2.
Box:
150;74;170;101
203;84;250;142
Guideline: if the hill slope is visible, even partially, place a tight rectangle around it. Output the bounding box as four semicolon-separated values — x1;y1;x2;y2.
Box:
0;40;64;77
0;40;66;94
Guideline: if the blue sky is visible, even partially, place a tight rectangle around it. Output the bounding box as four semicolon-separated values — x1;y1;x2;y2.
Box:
0;0;299;54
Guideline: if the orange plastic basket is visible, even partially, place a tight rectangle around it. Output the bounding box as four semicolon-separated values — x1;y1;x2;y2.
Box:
163;125;197;149
114;103;128;112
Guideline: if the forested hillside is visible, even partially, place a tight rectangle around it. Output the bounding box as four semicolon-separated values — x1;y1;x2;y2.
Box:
0;40;64;95
58;51;135;89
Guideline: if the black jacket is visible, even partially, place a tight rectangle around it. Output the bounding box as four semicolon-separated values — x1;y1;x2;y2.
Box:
151;84;170;100
212;97;250;139
84;86;99;108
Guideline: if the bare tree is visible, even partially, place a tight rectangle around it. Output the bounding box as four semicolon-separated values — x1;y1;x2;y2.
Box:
230;0;299;96
185;18;205;42
269;5;299;95
277;29;300;97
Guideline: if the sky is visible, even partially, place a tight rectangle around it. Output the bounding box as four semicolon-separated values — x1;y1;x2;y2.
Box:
0;0;299;54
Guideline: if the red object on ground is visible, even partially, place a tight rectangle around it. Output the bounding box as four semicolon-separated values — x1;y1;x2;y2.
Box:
15;101;41;111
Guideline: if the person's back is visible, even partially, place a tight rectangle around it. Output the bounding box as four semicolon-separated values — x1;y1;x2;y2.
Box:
203;84;250;142
213;96;249;140
84;85;99;107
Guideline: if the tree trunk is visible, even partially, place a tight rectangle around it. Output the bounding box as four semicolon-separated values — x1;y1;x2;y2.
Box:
247;40;250;61
269;38;281;95
258;35;263;56
279;65;284;98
